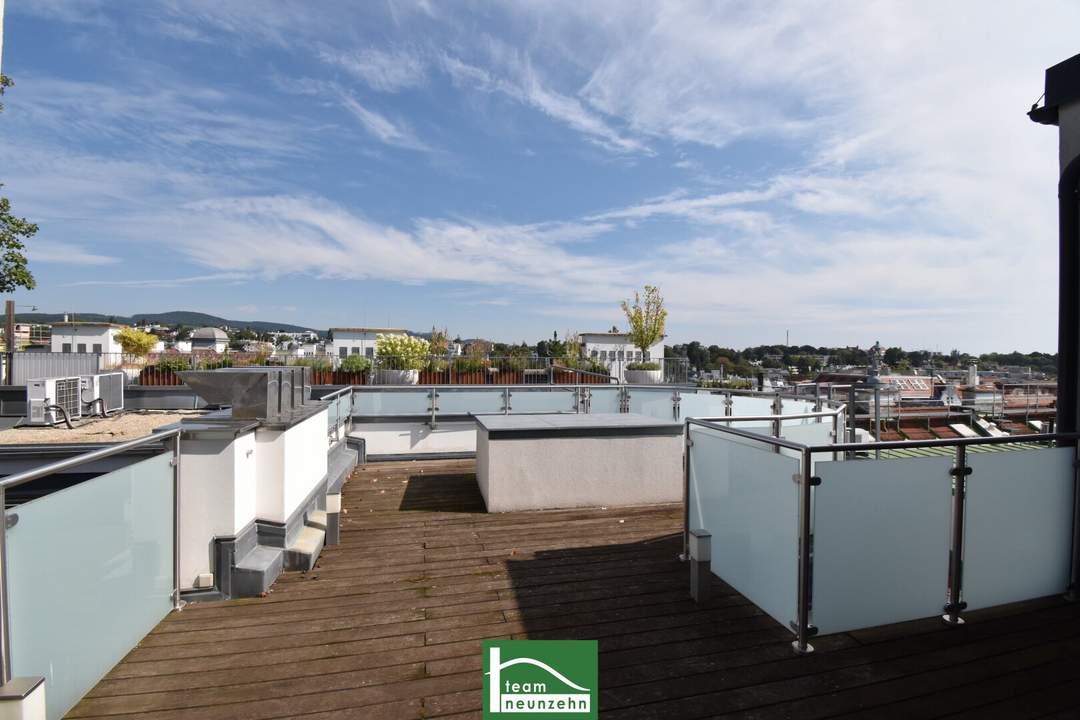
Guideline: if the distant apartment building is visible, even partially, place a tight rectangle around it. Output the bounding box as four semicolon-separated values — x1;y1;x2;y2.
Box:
190;327;229;353
50;322;126;354
579;331;665;364
330;327;406;358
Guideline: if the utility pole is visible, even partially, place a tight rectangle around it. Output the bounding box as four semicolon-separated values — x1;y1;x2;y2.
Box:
4;300;13;385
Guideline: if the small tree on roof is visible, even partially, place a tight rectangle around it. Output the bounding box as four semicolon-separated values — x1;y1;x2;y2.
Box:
114;327;158;357
621;285;667;356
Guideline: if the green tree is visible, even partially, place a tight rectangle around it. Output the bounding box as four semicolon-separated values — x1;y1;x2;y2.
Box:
0;76;36;293
620;285;667;356
114;327;158;356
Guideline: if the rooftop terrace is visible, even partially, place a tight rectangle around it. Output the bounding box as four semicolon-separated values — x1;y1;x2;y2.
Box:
64;459;1080;719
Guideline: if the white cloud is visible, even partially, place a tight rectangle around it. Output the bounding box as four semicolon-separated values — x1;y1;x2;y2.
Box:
440;52;648;154
336;94;430;151
66;272;250;288
28;241;119;266
319;46;427;92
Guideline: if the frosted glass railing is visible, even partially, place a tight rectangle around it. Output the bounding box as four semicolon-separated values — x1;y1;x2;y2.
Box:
438;389;506;415
346;385;844;423
677;391;728;420
327;395;339;429
628;387;677;419
811;455;953;633
510;388;578;414
687;425;799;628
352;389;430;416
963;447;1074;611
589;386;622;413
6;452;175;720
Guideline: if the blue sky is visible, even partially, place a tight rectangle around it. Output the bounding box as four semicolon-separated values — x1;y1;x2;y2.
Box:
0;1;1077;352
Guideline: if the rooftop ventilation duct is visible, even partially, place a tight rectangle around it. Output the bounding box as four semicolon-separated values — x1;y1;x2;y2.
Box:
178;366;312;421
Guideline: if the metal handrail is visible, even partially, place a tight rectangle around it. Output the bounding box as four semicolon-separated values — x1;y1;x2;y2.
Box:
0;426;184;685
809;432;1077;454
550;364;618;384
686;417;808;451
0;428;181;491
693;409;845;423
684;416;1080;655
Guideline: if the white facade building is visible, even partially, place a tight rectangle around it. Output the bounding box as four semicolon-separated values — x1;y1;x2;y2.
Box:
329;327;406;359
579;332;667;383
580;332;665;365
50;322;126;354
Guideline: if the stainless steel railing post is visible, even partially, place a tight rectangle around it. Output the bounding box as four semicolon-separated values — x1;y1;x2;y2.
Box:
943;444;969;625
793;447;815;655
170;434;185;612
681;425;692;562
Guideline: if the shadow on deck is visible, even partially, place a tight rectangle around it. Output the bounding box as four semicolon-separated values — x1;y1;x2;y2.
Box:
68;459;1080;719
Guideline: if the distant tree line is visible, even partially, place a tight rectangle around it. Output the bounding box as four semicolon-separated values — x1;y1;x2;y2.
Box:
664;342;1058;377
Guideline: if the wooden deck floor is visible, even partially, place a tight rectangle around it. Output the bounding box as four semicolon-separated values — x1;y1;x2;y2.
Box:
71;459;1080;719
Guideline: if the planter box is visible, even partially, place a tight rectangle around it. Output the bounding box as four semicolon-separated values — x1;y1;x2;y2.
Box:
374;369;420;385
419;369;450;385
450;369;487;384
139;368;184;386
488;370;520;385
625;368;663;385
311;370;367;385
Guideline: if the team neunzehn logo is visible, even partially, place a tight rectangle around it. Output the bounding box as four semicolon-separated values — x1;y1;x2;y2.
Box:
483;640;598;718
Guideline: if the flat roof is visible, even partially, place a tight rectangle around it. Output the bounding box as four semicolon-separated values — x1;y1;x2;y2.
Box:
330;327;407;334
1029;52;1080;125
51;322;127;328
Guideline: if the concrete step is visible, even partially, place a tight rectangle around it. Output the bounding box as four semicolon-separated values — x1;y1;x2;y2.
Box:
284;525;325;572
231;546;282;597
306;509;327;531
328;443;359;493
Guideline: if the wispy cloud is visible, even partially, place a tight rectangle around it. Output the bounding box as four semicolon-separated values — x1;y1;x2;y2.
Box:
28;241;120;266
318;46;427;93
336;94;430;151
440;52;648;155
66;272;250;288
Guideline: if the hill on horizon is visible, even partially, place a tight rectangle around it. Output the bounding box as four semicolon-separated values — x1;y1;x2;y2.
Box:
13;310;320;336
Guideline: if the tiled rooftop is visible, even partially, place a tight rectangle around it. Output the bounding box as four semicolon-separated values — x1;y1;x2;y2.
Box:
69;459;1080;719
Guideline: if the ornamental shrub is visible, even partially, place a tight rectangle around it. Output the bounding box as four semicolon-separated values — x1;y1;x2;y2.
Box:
375;333;431;371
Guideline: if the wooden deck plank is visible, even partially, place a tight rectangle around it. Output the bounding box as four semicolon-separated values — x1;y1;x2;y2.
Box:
69;458;1080;719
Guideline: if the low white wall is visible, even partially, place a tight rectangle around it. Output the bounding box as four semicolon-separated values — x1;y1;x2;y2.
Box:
179;408;328;589
349;421;476;456
255;409;329;524
178;432;257;590
477;430;683;512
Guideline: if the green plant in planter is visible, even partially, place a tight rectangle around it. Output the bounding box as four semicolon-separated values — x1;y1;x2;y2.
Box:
585;360;610;375
339;354;372;373
154;357;191;373
494;355;526;372
200;357;234;370
626;361;661;371
292;356;332;372
452;356;487;373
375;333;431;371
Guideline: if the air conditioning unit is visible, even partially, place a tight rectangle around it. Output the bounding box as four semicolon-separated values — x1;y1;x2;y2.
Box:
26;376;83;426
81;372;124;415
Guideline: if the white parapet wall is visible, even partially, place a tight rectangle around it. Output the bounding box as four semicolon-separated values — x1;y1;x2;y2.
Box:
475;414;684;512
178;431;258;590
255;409;329;523
349;421;477;457
177;407;329;590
